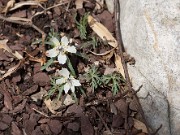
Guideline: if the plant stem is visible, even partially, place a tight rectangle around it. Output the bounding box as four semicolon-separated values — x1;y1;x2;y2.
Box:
67;57;76;77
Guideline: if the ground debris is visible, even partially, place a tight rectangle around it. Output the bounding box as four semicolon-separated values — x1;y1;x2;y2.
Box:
0;0;152;134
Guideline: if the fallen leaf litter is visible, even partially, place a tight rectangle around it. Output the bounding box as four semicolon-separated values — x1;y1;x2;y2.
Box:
0;0;160;134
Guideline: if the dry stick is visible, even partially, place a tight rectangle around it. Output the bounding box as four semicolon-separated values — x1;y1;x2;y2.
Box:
91;106;111;132
32;108;49;118
114;0;151;134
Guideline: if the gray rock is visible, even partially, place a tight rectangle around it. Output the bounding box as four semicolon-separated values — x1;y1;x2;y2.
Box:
106;0;180;134
105;0;114;14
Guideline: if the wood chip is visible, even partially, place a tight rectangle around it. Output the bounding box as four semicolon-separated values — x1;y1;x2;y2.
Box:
75;0;83;9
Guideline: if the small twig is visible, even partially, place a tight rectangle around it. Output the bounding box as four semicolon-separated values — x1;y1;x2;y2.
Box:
91;106;111;132
66;0;72;11
32;107;49;118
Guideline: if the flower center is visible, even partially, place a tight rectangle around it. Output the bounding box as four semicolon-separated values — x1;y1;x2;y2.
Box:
67;78;73;86
58;46;66;54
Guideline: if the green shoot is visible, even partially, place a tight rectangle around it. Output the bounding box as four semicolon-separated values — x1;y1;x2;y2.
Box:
67;57;76;77
75;13;89;40
91;37;98;50
47;77;64;99
48;29;59;39
41;58;54;70
102;72;125;95
85;65;101;92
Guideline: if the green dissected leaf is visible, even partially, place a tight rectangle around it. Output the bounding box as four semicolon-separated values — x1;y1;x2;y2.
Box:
45;41;55;46
47;77;65;99
47;86;57;98
102;72;124;95
75;13;89;40
41;58;54;70
85;65;102;92
57;86;64;100
91;37;98;49
80;37;98;50
48;29;59;38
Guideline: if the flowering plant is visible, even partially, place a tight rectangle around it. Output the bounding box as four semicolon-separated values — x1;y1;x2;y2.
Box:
46;36;76;64
56;68;81;93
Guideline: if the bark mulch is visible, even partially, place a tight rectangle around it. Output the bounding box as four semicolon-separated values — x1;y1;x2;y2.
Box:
0;0;159;135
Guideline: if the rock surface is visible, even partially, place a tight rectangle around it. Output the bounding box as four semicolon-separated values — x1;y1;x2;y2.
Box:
106;0;180;134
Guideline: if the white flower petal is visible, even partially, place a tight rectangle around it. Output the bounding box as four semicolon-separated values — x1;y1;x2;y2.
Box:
58;52;67;64
71;79;81;86
69;38;73;43
70;85;75;93
66;46;76;53
61;36;69;46
59;68;70;78
46;47;59;58
50;37;60;46
64;83;70;93
56;78;65;85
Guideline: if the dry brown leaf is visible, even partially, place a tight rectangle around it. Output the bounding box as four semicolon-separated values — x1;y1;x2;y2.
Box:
29;57;44;66
88;15;117;48
9;1;44;12
104;66;118;75
75;0;83;9
114;53;125;78
63;94;75;106
133;118;148;133
25;50;45;66
44;99;57;114
0;61;21;81
0;39;23;60
7;17;31;22
31;87;47;102
1;0;15;13
50;98;62;111
95;0;104;10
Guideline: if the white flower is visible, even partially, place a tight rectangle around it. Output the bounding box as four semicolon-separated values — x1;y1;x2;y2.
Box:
56;68;81;93
46;36;77;64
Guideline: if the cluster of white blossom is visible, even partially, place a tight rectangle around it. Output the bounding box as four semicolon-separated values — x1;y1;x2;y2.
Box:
46;36;81;94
